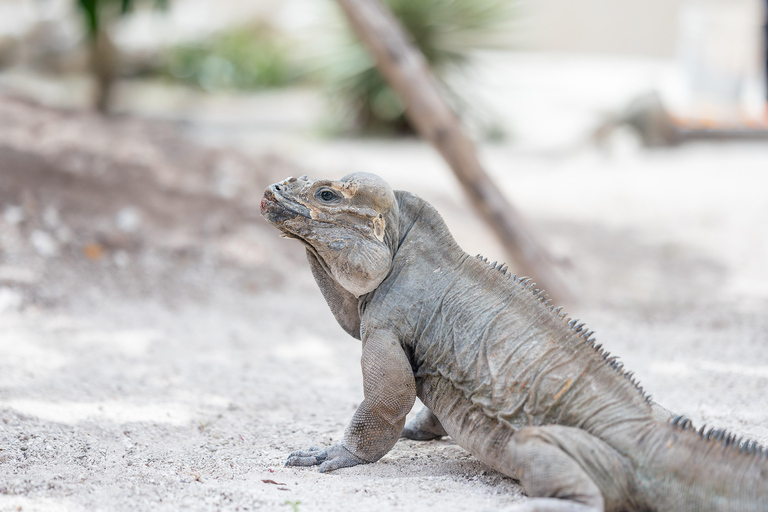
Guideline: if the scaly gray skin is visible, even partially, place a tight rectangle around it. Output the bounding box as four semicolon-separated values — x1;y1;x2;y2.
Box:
260;173;768;512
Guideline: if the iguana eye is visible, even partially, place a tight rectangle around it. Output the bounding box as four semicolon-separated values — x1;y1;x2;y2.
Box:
317;189;339;203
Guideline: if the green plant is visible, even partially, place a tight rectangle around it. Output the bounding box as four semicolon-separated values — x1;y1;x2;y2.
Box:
78;0;168;38
164;25;298;91
283;500;301;512
328;0;516;135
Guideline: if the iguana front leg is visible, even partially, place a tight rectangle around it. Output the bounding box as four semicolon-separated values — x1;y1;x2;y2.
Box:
286;329;416;472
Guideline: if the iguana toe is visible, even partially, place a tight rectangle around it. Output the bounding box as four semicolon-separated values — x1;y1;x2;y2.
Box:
286;447;327;467
286;444;366;472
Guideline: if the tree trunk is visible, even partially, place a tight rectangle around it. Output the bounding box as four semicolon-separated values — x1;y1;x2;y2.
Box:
335;0;572;303
90;29;117;114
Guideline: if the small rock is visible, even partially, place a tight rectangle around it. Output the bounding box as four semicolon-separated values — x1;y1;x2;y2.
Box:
56;225;73;243
83;243;105;260
0;287;23;313
113;250;130;267
3;205;24;225
43;206;60;228
116;207;141;233
0;266;38;285
213;158;242;198
30;230;59;257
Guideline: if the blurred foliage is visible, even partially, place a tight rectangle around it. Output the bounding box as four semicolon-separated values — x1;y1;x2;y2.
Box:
162;26;299;92
329;0;516;135
76;0;168;112
78;0;168;38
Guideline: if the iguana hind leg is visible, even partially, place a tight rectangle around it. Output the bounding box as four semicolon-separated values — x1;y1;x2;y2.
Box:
501;425;637;512
402;406;447;441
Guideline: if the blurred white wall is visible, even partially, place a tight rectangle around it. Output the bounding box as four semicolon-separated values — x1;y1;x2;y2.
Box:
515;0;764;58
676;0;766;123
2;0;762;61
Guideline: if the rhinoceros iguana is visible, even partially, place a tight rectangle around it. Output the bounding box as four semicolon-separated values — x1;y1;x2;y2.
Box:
260;172;768;512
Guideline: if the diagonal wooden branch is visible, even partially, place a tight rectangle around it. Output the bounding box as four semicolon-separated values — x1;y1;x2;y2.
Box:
335;0;573;303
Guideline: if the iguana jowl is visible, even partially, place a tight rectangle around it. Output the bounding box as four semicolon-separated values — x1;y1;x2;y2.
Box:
260;173;768;511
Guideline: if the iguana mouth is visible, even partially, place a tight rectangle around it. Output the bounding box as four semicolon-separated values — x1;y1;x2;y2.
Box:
261;188;311;223
261;188;327;248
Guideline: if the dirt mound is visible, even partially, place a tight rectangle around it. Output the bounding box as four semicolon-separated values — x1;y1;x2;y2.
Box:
0;96;305;310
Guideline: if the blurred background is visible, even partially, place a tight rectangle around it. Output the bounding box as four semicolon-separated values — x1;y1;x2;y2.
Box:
1;0;766;143
1;1;767;510
2;0;766;309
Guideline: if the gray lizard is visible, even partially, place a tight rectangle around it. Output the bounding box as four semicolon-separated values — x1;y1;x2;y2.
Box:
260;172;768;511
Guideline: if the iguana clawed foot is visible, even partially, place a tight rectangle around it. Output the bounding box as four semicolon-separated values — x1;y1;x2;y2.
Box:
401;406;448;441
285;444;367;473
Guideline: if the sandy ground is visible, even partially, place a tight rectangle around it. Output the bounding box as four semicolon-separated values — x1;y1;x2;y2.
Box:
1;94;768;512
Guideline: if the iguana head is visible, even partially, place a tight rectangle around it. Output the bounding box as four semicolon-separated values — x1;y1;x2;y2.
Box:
261;173;398;297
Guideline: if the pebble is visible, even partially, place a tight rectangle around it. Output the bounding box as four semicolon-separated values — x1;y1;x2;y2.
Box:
30;230;59;257
113;250;130;267
0;287;23;313
116;207;141;233
43;207;60;228
3;205;24;225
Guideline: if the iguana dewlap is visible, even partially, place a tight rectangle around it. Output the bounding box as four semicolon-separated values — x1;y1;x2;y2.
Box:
261;173;768;512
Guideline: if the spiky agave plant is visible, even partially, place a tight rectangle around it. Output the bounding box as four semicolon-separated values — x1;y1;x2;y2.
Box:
329;0;516;135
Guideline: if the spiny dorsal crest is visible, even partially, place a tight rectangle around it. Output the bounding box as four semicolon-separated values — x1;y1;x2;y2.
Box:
669;415;768;461
475;253;653;405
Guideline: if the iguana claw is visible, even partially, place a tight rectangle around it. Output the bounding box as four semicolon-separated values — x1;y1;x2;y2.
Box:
286;444;366;473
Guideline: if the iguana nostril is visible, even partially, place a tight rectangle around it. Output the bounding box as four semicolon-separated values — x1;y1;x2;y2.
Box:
274;184;282;192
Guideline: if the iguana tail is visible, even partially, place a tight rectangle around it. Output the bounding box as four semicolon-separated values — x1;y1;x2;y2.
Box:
638;416;768;511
